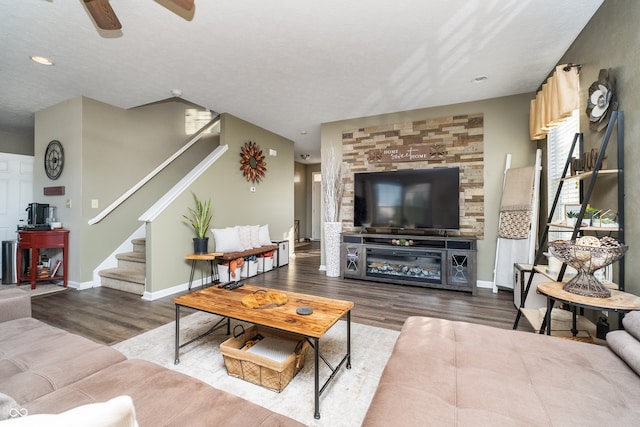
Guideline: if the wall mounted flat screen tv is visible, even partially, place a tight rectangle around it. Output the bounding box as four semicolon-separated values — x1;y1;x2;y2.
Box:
353;167;460;230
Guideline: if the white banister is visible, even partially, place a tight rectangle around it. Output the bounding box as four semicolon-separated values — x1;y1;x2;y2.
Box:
138;144;228;223
88;115;220;225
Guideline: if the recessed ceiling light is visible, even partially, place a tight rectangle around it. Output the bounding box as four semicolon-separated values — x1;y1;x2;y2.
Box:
299;130;308;135
31;55;54;66
471;75;488;83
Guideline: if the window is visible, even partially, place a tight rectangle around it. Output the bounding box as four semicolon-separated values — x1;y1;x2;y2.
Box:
184;109;218;135
547;109;580;241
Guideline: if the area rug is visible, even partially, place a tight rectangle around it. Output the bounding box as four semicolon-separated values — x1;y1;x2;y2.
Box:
0;283;67;297
112;311;399;426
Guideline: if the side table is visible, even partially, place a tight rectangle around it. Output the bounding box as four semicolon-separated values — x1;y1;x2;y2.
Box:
537;282;640;336
17;229;69;289
184;253;222;291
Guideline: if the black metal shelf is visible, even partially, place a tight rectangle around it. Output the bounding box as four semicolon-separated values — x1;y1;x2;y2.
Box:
513;110;625;330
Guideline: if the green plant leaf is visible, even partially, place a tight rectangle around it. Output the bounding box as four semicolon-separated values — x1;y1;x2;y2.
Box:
183;192;212;239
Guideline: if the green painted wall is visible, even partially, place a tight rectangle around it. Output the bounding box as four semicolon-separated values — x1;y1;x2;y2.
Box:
35;97;219;285
146;113;294;294
0;130;33;155
35;98;84;281
557;0;639;295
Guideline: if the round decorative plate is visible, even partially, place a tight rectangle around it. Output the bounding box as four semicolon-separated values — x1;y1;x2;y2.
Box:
44;140;64;180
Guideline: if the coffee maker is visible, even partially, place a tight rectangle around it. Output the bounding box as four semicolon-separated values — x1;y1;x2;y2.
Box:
26;203;49;226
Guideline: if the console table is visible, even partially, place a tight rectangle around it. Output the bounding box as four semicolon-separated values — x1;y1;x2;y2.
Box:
341;233;477;294
16;229;69;289
538;281;640;336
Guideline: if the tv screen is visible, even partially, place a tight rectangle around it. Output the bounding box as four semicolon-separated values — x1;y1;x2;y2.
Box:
353;168;460;230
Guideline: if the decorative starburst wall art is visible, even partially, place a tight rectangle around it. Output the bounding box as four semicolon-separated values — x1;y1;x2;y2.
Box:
240;141;267;183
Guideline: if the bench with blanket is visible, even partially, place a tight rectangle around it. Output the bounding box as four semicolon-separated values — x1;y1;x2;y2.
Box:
211;224;279;280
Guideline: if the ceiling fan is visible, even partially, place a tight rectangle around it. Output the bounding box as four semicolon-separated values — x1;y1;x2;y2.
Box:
83;0;195;31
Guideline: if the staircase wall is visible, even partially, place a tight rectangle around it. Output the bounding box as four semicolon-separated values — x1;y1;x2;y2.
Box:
143;113;295;299
35;97;219;287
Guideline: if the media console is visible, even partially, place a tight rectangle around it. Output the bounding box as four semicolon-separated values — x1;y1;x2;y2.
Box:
341;233;477;294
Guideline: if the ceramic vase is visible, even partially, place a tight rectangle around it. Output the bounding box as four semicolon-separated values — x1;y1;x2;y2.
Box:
324;221;342;277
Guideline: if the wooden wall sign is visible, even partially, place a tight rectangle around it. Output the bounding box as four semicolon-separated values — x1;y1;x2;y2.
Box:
367;144;447;163
44;186;65;196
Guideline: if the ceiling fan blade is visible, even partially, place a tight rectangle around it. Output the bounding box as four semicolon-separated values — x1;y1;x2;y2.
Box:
83;0;122;30
168;0;195;11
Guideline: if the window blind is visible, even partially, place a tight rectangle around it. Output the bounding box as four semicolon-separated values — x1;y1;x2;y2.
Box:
547;109;580;241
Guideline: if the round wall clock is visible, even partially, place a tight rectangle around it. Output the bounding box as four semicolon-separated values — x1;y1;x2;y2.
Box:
44;140;64;180
239;141;267;183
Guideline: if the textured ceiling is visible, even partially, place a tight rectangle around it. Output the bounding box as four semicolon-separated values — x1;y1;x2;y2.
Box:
0;0;603;162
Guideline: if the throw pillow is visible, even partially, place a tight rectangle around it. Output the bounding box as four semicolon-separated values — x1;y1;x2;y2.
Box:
249;225;261;248
237;226;253;250
211;227;244;253
0;395;138;427
259;224;272;246
622;311;640;342
606;330;640;376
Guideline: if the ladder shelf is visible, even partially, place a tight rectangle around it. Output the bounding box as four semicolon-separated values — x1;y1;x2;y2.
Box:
513;110;625;332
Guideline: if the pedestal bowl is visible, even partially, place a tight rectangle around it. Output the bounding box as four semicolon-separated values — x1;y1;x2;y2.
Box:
548;239;628;298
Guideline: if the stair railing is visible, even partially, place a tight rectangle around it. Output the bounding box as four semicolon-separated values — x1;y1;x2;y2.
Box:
138;143;228;223
88;114;221;225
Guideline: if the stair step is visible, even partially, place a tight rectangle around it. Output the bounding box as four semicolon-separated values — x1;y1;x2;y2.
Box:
99;268;145;295
99;268;145;283
98;237;146;296
116;251;146;272
132;238;146;253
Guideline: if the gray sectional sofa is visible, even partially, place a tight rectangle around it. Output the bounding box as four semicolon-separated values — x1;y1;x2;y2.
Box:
0;288;303;426
362;315;640;426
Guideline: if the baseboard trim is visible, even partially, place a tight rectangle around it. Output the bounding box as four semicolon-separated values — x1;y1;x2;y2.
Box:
476;280;493;289
142;282;190;301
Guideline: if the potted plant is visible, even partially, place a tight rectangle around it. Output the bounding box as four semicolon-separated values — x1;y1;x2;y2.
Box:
585;206;599;227
566;210;579;227
183;192;213;254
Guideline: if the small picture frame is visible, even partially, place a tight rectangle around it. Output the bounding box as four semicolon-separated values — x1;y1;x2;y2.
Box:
564;204;589;227
564;204;582;219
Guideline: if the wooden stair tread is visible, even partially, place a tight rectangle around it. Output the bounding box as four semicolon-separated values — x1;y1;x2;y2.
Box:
115;251;145;262
99;268;145;284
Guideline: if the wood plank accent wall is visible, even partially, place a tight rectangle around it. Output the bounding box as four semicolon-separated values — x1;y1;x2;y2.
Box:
341;113;484;237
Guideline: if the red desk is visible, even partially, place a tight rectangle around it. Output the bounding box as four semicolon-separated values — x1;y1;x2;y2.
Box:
16;230;69;289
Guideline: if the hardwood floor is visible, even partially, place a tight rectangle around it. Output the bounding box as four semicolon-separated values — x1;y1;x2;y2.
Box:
31;244;529;345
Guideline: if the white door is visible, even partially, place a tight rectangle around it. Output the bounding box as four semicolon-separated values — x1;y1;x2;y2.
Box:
0;153;33;278
311;172;321;240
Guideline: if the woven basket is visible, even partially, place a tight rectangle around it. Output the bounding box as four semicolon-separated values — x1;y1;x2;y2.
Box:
220;325;308;392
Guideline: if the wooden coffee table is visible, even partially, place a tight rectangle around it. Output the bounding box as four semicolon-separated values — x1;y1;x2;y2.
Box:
174;284;355;419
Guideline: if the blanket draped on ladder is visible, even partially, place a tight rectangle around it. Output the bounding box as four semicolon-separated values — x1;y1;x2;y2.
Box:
493;158;539;292
498;166;535;239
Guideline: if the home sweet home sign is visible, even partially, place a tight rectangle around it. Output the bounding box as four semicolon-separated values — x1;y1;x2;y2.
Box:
341;113;484;237
367;144;448;163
